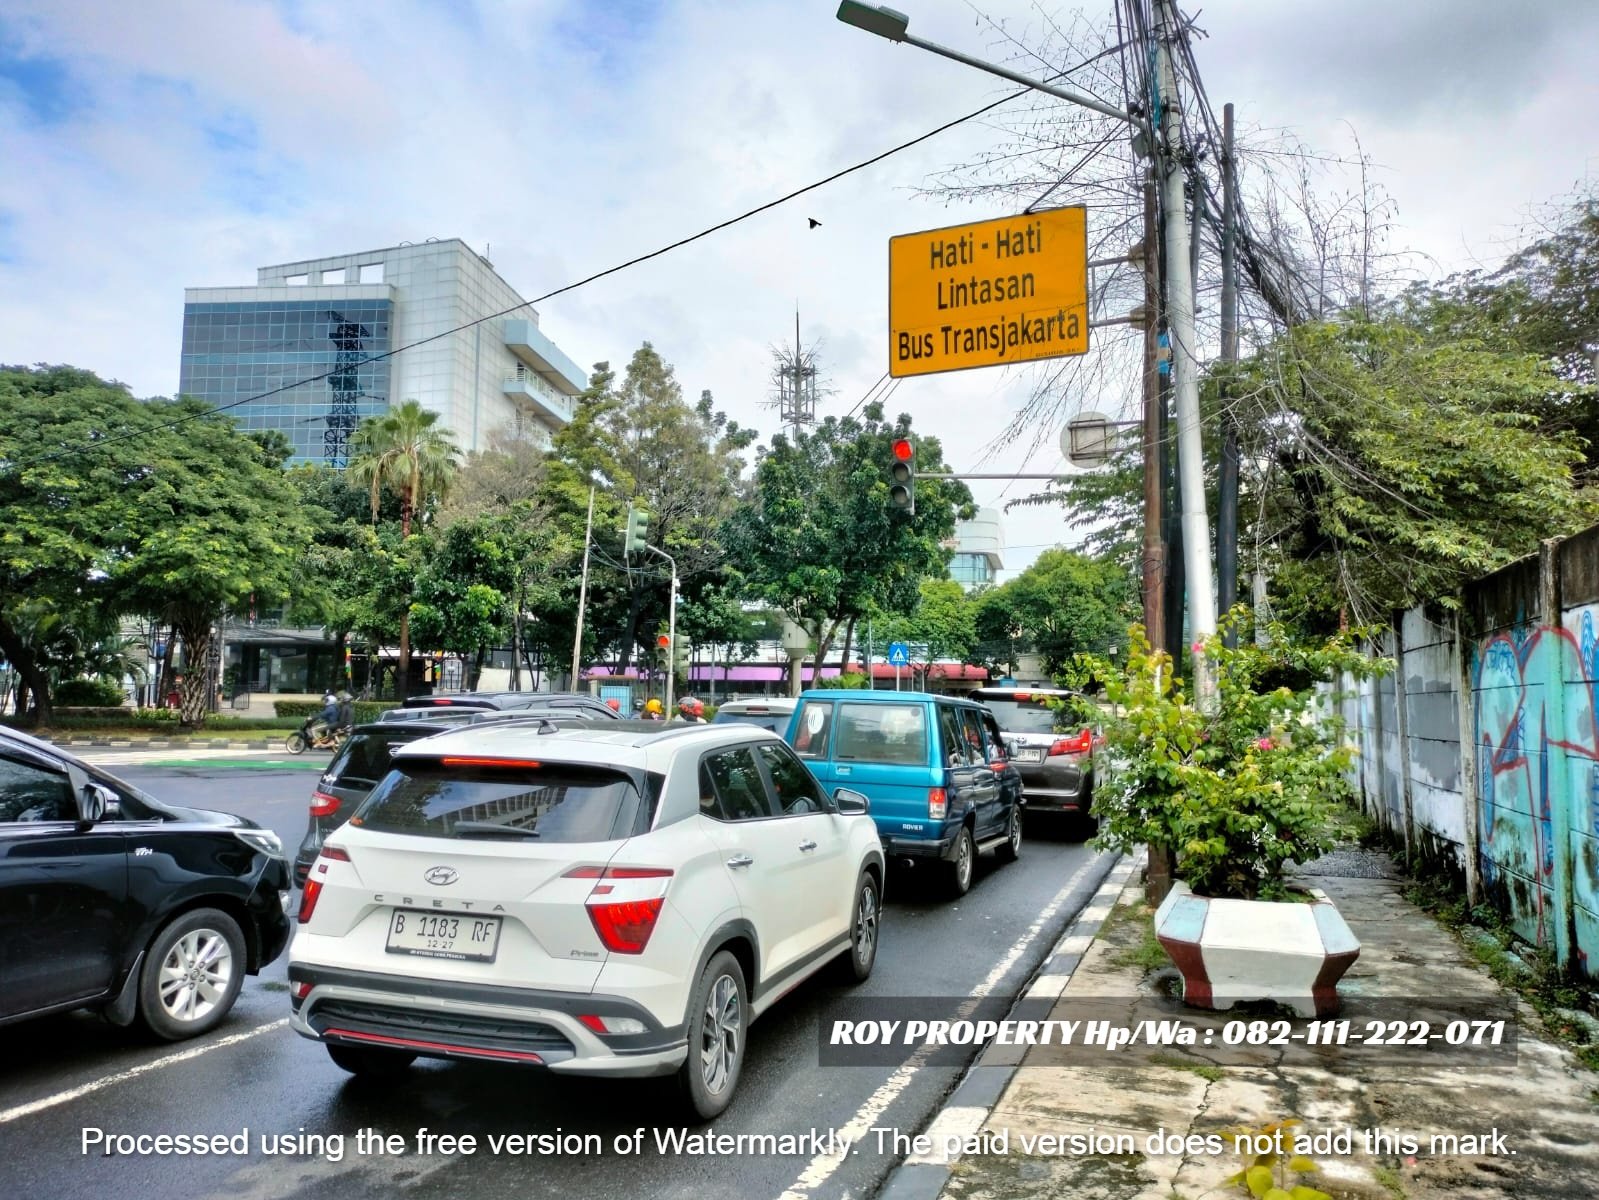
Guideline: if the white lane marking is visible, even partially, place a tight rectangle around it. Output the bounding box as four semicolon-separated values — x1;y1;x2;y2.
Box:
0;1019;290;1125
776;853;1109;1200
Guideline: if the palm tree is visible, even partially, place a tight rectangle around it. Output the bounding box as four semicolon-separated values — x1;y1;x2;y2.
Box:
348;400;461;537
348;402;461;694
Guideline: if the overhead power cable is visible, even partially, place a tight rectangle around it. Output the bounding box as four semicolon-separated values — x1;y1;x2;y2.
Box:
22;73;1096;472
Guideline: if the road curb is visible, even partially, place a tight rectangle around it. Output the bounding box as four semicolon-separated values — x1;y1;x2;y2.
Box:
877;850;1145;1200
46;736;285;750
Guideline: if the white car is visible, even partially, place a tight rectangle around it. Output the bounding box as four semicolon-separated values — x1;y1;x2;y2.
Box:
289;721;884;1119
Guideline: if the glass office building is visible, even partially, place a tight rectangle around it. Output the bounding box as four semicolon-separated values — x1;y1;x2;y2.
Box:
178;298;392;465
950;508;1005;590
180;239;585;468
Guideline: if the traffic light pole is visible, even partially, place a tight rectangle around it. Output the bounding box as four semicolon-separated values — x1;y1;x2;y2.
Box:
646;545;679;714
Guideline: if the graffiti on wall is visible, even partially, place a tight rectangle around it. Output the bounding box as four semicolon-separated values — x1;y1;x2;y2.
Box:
1473;608;1599;963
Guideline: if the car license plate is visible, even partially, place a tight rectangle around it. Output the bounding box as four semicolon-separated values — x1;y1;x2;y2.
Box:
1015;748;1045;763
385;909;502;962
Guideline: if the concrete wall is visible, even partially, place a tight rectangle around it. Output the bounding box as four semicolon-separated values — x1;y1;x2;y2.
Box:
1345;527;1599;979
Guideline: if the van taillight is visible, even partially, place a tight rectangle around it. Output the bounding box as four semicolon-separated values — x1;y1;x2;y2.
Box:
928;788;947;820
309;792;340;818
1048;731;1093;757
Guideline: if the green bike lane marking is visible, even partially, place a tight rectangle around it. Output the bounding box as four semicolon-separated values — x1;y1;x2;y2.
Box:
131;758;326;771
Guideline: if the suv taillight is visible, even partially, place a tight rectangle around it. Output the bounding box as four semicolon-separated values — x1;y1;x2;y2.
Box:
297;878;323;924
309;791;340;818
928;788;947;820
565;865;673;954
586;898;665;954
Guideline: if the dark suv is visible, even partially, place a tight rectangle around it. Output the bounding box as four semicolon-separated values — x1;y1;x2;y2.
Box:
0;727;291;1039
398;691;619;719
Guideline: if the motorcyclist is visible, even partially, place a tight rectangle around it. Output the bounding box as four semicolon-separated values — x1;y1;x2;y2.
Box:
335;689;354;731
644;698;664;721
677;698;707;723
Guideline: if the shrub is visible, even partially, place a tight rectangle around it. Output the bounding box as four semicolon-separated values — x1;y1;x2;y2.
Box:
54;677;128;707
1081;617;1385;901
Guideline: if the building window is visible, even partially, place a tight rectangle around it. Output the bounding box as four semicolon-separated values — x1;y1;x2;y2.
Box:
950;554;993;587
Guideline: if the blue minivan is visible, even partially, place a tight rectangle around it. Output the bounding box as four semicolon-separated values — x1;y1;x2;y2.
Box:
784;689;1023;896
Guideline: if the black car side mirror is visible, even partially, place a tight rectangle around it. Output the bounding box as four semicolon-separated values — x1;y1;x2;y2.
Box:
834;788;870;815
80;783;119;824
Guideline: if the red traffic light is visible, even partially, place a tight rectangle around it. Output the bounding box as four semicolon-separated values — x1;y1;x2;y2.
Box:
657;634;670;649
892;438;914;461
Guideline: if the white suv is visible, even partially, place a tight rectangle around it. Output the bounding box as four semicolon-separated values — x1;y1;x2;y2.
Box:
289;721;883;1119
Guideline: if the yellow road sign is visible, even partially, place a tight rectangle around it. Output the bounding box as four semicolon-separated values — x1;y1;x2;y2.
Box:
888;206;1089;377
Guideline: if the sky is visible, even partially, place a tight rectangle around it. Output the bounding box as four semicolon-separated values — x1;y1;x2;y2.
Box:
2;0;1596;579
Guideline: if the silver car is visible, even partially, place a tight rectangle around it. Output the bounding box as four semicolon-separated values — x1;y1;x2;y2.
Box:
968;687;1098;825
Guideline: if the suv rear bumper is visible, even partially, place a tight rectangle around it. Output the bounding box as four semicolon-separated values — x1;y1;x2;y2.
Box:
882;830;958;859
287;963;687;1076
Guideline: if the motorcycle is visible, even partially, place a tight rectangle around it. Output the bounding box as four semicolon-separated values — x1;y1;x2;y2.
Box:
285;716;349;755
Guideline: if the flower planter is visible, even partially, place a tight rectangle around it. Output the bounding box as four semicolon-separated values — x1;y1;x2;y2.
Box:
1153;881;1359;1018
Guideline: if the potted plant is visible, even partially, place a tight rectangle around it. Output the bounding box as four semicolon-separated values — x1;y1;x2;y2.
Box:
1081;619;1383;1017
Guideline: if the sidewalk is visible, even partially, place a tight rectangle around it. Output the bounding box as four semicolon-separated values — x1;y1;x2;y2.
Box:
891;851;1599;1200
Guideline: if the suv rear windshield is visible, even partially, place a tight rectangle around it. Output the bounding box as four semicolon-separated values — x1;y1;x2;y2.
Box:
329;730;421;789
353;761;654;843
835;702;928;766
973;693;1069;734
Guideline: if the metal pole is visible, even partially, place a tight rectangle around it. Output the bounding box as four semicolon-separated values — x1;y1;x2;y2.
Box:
649;545;680;714
866;617;874;690
1141;176;1166;651
667;563;678;714
570;483;596;686
1217;102;1240;646
1156;0;1217;704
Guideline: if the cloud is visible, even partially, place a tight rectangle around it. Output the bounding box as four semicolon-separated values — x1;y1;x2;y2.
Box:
1;0;1595;577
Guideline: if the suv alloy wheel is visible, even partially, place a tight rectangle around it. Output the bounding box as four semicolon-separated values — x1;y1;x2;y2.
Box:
946;825;975;898
679;950;746;1122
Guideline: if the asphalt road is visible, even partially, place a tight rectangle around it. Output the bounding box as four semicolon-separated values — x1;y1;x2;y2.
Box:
2;750;1114;1200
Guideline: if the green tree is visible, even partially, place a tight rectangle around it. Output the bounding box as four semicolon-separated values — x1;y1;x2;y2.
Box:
348;400;462;691
109;399;315;725
727;403;973;688
977;549;1135;683
876;578;977;686
537;348;754;675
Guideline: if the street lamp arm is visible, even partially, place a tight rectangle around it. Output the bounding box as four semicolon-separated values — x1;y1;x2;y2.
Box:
837;2;1146;133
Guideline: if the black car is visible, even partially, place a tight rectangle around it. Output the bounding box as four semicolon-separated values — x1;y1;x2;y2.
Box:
294;710;600;883
0;726;291;1040
397;690;620;720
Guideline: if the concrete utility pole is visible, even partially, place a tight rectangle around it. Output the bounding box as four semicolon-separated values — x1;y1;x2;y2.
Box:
1141;178;1167;652
1217;102;1241;646
1155;0;1217;704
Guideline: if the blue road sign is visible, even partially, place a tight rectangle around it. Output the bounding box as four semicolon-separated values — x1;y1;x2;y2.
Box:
887;642;911;667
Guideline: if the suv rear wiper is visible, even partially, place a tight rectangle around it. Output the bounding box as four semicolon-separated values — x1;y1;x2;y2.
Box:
451;821;541;839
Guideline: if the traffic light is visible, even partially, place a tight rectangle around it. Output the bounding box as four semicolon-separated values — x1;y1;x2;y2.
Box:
887;437;915;513
624;505;650;555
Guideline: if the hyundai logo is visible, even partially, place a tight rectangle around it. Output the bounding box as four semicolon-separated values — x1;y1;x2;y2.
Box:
423;866;459;886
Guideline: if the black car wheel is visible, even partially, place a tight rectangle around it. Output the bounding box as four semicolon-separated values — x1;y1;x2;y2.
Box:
138;908;246;1041
678;950;746;1122
327;1043;417;1078
996;806;1022;863
945;825;975;897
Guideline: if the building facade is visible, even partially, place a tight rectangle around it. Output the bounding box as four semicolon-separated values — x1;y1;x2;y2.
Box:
950;507;1005;589
179;239;587;465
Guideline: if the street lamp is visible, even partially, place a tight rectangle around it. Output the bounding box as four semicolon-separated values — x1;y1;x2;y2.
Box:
835;2;1147;132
